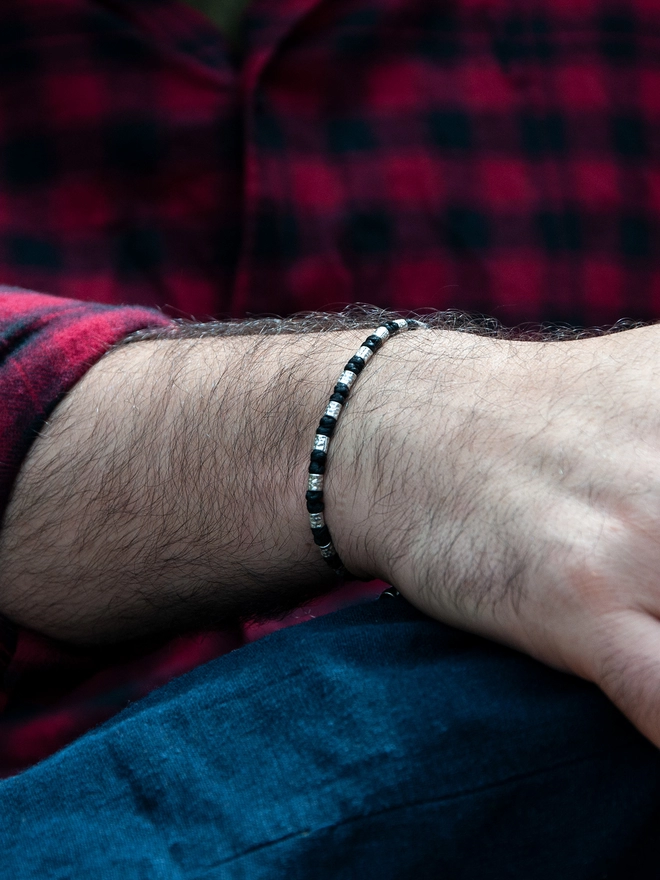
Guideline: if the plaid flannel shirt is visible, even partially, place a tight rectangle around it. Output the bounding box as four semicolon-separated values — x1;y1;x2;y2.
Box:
0;0;659;774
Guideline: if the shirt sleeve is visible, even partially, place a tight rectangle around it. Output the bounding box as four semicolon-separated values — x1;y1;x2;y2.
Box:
0;286;171;694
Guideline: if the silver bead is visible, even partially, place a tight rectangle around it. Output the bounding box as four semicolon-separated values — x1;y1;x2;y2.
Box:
309;512;325;529
374;325;390;341
320;542;336;559
313;434;329;453
338;370;357;388
394;318;408;331
356;346;374;363
308;473;324;492
325;400;342;419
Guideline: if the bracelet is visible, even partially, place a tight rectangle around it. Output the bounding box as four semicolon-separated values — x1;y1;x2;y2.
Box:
306;318;426;578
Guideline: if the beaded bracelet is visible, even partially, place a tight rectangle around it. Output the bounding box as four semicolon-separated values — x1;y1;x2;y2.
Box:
306;318;426;577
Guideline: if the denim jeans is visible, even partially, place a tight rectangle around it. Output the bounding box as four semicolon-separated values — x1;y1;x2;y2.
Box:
1;594;659;879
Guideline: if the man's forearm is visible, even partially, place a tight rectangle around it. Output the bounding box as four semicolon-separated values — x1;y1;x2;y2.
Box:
0;316;473;643
0;326;366;641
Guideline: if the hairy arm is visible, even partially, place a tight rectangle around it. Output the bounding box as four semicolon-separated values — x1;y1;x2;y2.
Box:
0;321;377;642
2;313;660;748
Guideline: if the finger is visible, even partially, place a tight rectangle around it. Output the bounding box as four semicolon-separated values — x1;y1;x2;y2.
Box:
591;609;660;749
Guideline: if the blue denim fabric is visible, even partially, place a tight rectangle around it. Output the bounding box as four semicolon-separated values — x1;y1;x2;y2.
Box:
1;595;659;878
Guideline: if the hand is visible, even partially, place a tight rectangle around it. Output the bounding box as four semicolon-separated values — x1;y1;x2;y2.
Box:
332;325;660;747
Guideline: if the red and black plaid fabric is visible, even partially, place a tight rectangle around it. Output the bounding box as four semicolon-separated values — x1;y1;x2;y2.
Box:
1;0;660;775
1;0;659;326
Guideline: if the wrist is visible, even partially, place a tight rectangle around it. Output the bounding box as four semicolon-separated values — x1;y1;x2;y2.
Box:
324;328;522;592
322;327;460;583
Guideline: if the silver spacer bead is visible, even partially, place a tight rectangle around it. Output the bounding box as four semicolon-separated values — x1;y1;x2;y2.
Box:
313;434;329;453
309;512;325;529
325;400;342;419
356;345;374;363
320;542;336;559
338;370;357;388
308;473;324;492
394;318;409;332
374;325;391;341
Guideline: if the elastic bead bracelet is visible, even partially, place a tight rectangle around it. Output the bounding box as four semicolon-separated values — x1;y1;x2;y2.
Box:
306;318;426;577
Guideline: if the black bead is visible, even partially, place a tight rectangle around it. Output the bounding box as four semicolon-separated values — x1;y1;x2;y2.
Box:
310;449;327;466
305;491;324;513
363;334;383;351
316;423;333;437
329;391;346;405
308;460;325;475
346;356;365;373
319;414;337;432
334;382;350;397
312;525;332;546
406;319;418;330
384;321;400;334
325;552;344;572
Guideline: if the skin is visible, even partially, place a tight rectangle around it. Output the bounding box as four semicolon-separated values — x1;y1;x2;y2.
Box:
2;317;660;751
